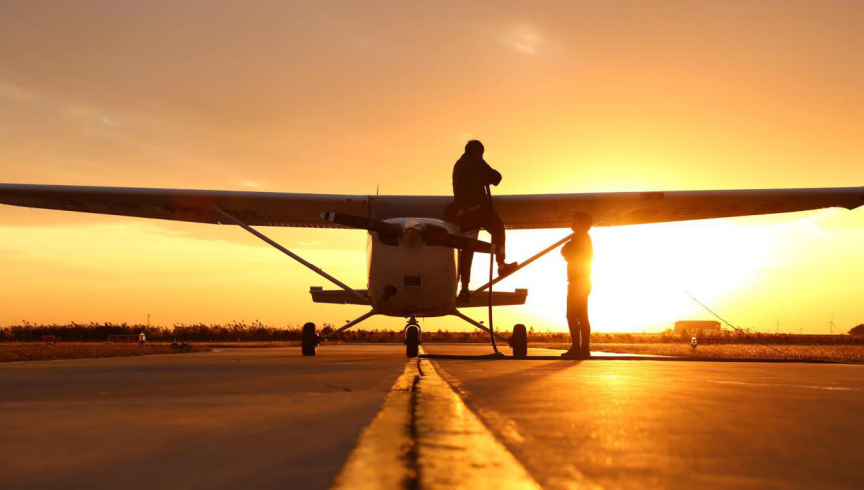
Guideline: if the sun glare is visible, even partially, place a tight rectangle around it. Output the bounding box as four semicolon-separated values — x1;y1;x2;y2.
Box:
488;219;776;333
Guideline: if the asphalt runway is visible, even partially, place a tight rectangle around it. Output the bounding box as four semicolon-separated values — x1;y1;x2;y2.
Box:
0;346;406;490
2;344;863;489
423;345;864;489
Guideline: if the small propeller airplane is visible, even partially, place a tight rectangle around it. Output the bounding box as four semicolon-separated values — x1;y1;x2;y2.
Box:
1;183;861;357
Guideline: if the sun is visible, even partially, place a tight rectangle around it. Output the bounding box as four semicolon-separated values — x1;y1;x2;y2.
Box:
484;220;775;333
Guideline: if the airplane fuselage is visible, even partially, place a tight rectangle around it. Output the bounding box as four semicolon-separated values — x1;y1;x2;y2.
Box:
367;218;460;317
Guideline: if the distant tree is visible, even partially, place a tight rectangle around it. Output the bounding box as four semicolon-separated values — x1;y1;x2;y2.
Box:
850;324;864;336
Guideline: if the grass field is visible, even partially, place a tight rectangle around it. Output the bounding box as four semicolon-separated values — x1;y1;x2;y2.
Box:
199;341;300;348
0;343;209;363
535;342;864;364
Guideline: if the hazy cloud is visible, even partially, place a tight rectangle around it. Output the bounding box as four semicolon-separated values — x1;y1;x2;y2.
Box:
501;25;544;55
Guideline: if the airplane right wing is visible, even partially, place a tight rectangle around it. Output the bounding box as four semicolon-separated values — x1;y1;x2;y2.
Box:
0;183;369;228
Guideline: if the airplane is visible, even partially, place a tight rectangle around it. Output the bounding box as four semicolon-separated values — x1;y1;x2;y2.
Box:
1;183;862;357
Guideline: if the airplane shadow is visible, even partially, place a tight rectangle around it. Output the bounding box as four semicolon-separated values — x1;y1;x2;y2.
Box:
419;353;835;364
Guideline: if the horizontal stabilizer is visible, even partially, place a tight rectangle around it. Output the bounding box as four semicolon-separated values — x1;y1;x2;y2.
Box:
309;287;371;306
459;289;529;308
310;287;527;308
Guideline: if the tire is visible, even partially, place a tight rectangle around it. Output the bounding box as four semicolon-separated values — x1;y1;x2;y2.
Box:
405;326;420;358
302;322;318;357
511;324;528;358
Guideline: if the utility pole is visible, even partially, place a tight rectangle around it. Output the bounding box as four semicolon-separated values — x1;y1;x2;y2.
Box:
147;314;150;329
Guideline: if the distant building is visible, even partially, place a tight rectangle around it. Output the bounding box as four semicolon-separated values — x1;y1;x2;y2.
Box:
674;320;722;336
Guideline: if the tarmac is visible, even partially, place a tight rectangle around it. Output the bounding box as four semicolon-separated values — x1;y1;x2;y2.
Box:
2;344;862;489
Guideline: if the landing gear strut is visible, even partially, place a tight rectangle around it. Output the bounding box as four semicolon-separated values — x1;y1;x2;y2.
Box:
301;322;319;356
404;315;421;358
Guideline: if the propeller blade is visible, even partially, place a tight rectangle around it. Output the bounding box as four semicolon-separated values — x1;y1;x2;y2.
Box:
321;212;494;253
422;226;495;254
321;212;402;236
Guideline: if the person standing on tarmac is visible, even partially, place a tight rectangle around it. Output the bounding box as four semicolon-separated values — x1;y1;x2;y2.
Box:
561;213;594;358
449;140;518;303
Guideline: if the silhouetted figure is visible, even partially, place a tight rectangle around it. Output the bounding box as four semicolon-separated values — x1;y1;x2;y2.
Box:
561;213;593;358
448;140;517;302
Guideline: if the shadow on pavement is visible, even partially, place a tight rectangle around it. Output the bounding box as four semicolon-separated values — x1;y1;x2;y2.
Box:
420;353;836;364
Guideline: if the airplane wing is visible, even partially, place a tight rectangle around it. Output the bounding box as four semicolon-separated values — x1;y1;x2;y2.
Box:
1;183;861;229
492;187;864;229
0;183;368;228
370;187;864;228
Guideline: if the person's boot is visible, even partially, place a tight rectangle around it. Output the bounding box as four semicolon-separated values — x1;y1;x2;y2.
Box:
581;345;592;358
497;261;519;277
560;345;581;358
457;289;471;304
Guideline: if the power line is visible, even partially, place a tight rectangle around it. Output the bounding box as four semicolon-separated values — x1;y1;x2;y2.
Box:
619;226;791;359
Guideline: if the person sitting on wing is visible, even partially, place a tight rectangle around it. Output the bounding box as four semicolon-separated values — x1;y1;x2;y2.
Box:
449;140;517;303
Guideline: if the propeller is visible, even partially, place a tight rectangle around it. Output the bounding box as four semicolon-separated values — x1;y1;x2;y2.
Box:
321;212;401;237
419;223;495;253
321;212;494;253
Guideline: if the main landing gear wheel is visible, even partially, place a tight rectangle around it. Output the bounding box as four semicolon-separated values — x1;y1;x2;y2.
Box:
302;322;319;356
510;324;528;358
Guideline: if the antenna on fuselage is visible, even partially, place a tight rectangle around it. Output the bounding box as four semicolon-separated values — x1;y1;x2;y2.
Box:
376;185;379;196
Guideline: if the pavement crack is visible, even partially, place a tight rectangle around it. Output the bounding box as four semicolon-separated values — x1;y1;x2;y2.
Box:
402;373;421;490
323;383;352;392
411;359;542;489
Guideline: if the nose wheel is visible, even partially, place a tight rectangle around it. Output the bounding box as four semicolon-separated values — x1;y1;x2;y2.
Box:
301;322;319;356
404;316;421;358
510;323;527;358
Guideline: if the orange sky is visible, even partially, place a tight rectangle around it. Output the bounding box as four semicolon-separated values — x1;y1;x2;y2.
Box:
1;1;862;333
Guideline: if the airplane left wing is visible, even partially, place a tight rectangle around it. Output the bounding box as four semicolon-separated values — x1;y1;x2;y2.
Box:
368;186;863;228
0;184;368;228
490;187;864;229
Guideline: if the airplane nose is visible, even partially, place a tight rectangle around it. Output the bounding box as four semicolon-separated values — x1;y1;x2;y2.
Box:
402;226;423;247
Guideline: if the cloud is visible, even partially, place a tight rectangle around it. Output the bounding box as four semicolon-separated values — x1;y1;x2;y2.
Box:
501;25;544;55
0;82;38;102
0;80;119;128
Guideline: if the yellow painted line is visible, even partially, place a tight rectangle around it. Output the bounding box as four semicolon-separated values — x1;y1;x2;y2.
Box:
330;358;418;490
415;352;540;490
432;359;603;490
332;347;541;489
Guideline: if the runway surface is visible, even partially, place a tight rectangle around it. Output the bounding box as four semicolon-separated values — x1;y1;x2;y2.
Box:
2;344;863;489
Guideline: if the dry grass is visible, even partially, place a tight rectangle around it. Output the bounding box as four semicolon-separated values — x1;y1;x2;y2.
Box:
535;342;864;364
0;342;209;363
198;341;300;348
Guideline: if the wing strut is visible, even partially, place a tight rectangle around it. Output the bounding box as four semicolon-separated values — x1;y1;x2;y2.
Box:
472;232;575;295
451;309;509;342
215;207;366;301
470;207;621;295
320;309;377;340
